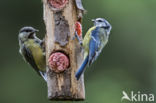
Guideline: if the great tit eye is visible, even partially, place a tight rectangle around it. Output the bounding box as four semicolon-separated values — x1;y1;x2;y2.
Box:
25;30;32;32
25;30;29;32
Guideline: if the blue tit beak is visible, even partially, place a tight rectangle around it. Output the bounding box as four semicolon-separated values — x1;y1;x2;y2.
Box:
92;19;95;22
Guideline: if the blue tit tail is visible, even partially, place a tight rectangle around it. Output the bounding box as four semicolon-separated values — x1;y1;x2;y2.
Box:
75;56;89;80
39;71;47;82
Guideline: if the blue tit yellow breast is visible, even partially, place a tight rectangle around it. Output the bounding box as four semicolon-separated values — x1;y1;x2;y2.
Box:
83;26;96;58
24;39;46;71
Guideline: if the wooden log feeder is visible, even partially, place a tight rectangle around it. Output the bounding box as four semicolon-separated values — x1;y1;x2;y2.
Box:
42;0;86;100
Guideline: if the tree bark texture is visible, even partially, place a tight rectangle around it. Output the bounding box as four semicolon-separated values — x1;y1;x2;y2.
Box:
42;0;85;100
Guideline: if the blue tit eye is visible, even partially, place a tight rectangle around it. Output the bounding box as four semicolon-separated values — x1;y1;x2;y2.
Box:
98;20;103;22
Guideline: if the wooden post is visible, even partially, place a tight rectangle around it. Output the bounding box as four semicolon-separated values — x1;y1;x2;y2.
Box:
42;0;85;100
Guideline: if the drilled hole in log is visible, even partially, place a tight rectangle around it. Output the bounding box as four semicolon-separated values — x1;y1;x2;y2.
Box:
48;50;70;73
47;0;69;11
75;21;82;38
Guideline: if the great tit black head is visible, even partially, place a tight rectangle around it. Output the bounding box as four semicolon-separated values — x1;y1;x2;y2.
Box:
92;18;112;35
19;26;39;42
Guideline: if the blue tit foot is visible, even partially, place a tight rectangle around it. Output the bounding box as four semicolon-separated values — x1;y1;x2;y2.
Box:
72;35;76;40
79;41;83;46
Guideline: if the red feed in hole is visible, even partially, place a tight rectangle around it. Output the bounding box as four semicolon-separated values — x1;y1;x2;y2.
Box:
48;52;69;73
75;21;82;39
48;0;68;9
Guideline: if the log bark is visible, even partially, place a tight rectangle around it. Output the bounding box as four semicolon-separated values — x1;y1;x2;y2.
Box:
42;0;85;100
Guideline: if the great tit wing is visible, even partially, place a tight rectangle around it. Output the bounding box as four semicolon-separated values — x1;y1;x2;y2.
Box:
22;45;41;76
88;27;101;65
34;38;45;54
40;40;45;53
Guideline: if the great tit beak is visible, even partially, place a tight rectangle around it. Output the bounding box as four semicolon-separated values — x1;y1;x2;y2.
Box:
32;29;39;33
34;29;39;33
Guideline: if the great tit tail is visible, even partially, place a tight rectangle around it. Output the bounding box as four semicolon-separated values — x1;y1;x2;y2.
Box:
39;71;47;82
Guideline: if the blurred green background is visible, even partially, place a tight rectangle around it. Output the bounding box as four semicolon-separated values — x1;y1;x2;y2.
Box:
0;0;156;103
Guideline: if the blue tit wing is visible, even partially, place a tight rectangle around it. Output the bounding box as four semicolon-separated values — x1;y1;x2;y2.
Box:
22;44;41;76
88;27;101;65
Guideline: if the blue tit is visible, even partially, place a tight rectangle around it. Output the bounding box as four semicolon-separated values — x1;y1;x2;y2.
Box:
18;26;47;81
75;18;112;80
